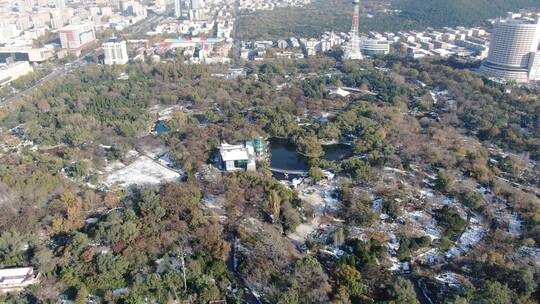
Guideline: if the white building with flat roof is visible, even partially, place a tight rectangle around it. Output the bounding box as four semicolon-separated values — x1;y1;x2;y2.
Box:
219;142;256;172
480;15;540;83
0;45;54;63
103;38;129;65
0;61;34;86
0;267;40;293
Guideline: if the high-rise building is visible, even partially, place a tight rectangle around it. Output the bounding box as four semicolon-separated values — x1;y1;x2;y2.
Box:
343;0;363;60
103;38;129;65
154;0;165;9
35;0;48;7
17;0;32;12
188;0;205;20
59;22;96;55
190;0;201;10
480;14;540;83
55;0;66;9
174;0;182;18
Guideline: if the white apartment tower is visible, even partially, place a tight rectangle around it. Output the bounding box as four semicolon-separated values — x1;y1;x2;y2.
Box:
174;0;182;18
55;0;66;9
480;14;540;83
154;0;165;9
190;0;202;10
103;38;129;65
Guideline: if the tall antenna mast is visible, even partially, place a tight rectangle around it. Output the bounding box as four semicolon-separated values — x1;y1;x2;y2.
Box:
343;0;363;60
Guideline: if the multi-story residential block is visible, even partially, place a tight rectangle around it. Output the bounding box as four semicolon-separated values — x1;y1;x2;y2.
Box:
103;38;129;65
59;22;96;55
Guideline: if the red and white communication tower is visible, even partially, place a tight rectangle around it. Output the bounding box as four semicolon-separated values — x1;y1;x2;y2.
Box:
343;0;363;60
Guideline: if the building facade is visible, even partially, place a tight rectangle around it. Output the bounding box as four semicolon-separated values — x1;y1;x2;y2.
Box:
174;0;182;18
55;0;65;9
103;38;129;65
480;15;540;83
59;22;96;55
219;142;256;172
361;38;390;56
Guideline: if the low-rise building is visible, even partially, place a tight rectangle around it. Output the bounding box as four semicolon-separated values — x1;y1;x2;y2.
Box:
0;45;54;63
0;61;34;86
0;267;40;293
218;137;265;172
219;142;257;172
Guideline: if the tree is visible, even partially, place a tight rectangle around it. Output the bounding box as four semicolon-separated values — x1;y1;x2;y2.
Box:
333;227;345;247
449;296;470;304
388;278;419;304
72;161;89;178
341;158;370;181
434;171;454;193
32;246;55;274
435;206;466;240
477;281;514;304
462;190;485;210
277;289;299;304
0;230;29;267
268;189;281;220
75;286;89;304
138;189;165;221
290;256;331;304
334;264;366;299
296;135;324;158
94;253;129;289
309;166;324;183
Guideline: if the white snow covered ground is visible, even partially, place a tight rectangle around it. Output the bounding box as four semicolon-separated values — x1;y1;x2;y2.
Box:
103;156;181;188
446;213;486;258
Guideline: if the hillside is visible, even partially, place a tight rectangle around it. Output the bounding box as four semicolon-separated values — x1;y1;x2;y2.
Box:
396;0;540;27
238;0;540;40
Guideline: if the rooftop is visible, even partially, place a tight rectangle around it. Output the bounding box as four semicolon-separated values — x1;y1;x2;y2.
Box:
219;142;251;161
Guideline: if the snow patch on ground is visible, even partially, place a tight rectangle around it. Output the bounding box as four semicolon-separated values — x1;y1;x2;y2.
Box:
104;161;125;173
446;213;486;258
142;144;168;159
507;213;523;237
288;186;341;244
103;156;181;188
400;210;442;240
435;272;463;287
518;246;540;266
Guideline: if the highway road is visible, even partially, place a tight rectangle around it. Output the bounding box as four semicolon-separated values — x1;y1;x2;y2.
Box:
0;58;86;108
232;0;242;62
130;14;162;34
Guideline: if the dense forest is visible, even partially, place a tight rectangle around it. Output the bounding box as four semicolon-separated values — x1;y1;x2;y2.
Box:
396;0;540;27
238;0;540;40
0;50;539;303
